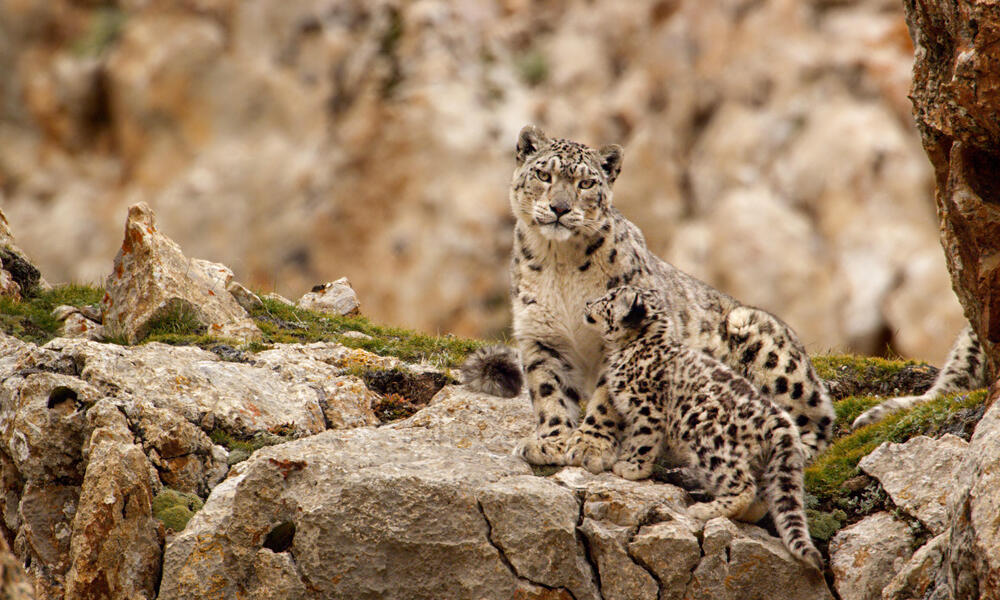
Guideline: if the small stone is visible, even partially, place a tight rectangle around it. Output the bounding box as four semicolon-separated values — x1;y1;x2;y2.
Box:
226;280;263;312
262;293;294;306
296;277;361;316
882;533;949;600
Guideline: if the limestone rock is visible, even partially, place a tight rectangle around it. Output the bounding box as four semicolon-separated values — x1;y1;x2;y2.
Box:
101;202;261;344
478;476;599;600
159;427;532;600
52;306;104;341
905;0;1000;377
629;520;701;600
859;434;968;534
578;518;658;600
932;386;1000;600
226;281;264;312
829;512;914;600
686;518;833;600
883;533;949;600
296;277;361;317
64;401;163;600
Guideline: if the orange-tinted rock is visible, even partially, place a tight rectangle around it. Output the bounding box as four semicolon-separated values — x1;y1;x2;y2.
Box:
905;0;1000;378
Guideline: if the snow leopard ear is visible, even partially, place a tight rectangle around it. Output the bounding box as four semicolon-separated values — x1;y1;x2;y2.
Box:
598;144;624;185
516;125;549;165
622;290;647;330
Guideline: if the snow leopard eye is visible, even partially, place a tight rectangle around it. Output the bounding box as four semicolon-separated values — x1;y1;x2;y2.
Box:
534;169;551;183
578;179;596;190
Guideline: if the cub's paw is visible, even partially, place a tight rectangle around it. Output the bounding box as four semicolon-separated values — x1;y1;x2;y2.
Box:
612;459;652;481
515;433;570;466
564;430;618;474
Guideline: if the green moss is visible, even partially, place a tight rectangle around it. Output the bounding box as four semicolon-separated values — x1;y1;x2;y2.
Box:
0;284;105;344
811;354;918;381
251;297;483;367
152;488;204;532
806;508;847;542
209;428;295;465
806;389;989;502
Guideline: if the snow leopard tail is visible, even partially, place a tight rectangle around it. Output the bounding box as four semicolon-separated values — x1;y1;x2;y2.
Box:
763;412;824;572
852;325;988;429
460;345;523;398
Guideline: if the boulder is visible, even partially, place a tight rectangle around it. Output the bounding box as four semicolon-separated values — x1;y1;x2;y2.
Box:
296;277;361;317
0;208;47;299
0;531;35;600
858;434;968;534
829;512;914;600
52;306;104;341
63;401;163;600
100;202;261;344
932;385;1000;600
904;0;1000;377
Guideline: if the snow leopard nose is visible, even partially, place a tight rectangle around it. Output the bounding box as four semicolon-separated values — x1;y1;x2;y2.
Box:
549;191;572;217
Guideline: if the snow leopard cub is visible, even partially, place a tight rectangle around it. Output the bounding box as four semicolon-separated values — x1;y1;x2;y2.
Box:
585;286;823;571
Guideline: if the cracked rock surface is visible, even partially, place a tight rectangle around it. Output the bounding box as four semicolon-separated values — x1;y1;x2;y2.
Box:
160;386;833;599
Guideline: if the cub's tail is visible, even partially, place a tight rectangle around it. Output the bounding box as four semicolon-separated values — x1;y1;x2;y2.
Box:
460;345;523;398
763;412;824;572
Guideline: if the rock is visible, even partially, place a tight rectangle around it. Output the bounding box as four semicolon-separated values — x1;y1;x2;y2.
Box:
63;401;163;600
859;434;968;534
930;385;1000;600
226;281;263;312
905;0;1000;377
883;533;949;600
0;531;35;600
100;202;261;344
686;518;833;600
52;306;104;341
262;293;294;306
629;520;701;600
579;518;658;600
478;476;600;600
296;277;361;317
829;512;914;600
0;208;46;299
158;427;532;600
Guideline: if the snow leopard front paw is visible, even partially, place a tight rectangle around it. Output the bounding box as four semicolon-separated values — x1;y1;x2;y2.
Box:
612;459;652;481
852;396;913;429
564;430;618;474
516;433;570;466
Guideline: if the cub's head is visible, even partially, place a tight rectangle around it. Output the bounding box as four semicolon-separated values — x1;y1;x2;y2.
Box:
511;125;623;242
584;286;668;343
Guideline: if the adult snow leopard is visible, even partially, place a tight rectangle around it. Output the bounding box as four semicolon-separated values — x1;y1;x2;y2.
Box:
464;125;834;469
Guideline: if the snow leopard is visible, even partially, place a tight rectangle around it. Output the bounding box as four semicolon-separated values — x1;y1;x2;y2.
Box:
463;125;835;469
585;285;823;571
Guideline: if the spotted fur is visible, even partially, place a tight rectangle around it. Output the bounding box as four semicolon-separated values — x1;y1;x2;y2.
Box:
585;286;823;571
460;346;523;398
462;125;835;469
852;326;988;429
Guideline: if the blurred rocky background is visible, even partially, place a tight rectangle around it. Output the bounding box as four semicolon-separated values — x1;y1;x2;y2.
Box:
0;0;966;362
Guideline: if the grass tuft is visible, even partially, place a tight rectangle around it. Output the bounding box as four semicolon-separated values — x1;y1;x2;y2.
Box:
0;284;104;344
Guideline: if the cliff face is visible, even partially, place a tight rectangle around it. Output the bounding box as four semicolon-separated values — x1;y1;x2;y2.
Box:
0;0;965;361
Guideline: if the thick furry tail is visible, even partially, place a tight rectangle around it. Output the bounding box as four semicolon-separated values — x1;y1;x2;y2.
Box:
460;345;523;398
763;413;823;572
852;325;988;429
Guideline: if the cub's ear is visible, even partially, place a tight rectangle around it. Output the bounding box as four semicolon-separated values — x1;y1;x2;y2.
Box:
516;125;548;164
621;290;647;330
598;144;624;185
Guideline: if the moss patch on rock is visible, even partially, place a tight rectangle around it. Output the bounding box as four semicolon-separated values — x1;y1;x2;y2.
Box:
152;488;204;532
813;354;937;400
209;428;298;466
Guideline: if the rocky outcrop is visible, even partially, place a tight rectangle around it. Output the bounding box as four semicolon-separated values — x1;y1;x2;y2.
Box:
101;202;261;344
859;434;968;534
0;0;965;363
160;386;829;600
904;0;1000;377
